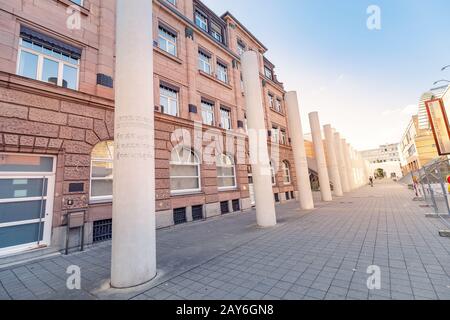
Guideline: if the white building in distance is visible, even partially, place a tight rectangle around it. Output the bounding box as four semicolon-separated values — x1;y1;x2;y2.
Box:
361;143;403;179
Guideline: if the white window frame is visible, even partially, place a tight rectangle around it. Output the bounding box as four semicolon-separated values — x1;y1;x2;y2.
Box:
195;10;208;32
198;51;212;74
272;126;280;144
160;85;179;117
282;161;292;185
275;98;282;113
270;161;277;186
201;100;215;126
268;93;275;109
158;26;177;56
220;107;231;130
211;22;223;42
90;141;114;203
17;38;80;90
280;129;287;145
217;154;237;191
237;41;246;56
0;153;56;257
216;61;228;83
170;147;201;195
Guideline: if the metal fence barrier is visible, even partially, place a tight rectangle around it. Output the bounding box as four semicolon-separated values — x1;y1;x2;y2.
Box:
413;157;450;219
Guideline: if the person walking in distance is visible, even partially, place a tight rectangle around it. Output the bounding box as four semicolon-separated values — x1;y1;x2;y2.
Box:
369;176;374;187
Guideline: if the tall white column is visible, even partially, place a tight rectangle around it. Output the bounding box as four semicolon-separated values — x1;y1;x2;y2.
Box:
334;132;350;192
309;112;332;202
323;125;343;197
285;91;314;210
241;51;277;227
111;0;156;288
342;140;355;190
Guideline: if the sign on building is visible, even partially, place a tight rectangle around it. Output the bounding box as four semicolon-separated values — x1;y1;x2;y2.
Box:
425;99;450;155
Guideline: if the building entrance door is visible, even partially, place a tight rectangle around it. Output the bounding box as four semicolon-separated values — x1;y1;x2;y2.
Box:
0;154;55;256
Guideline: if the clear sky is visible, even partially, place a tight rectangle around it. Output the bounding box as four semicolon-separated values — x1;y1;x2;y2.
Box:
202;0;450;150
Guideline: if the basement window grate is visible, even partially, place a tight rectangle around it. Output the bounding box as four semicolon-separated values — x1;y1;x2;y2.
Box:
285;192;290;200
291;191;294;199
93;219;112;243
232;199;240;212
192;205;203;221
174;207;187;225
274;193;280;203
220;201;230;214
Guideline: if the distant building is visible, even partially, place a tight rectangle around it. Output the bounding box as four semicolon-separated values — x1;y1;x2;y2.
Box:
361;143;402;178
399;116;439;176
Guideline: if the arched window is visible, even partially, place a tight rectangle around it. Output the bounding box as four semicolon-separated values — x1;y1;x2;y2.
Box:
282;161;291;185
90;141;114;202
217;154;236;190
170;147;201;194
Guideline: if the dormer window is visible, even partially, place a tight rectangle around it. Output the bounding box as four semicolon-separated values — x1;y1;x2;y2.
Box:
195;10;208;32
264;66;273;80
211;22;223;42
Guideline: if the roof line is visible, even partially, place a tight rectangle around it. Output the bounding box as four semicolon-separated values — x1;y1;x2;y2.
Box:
221;11;268;51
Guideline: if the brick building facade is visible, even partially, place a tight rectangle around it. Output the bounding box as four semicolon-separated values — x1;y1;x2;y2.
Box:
0;0;299;255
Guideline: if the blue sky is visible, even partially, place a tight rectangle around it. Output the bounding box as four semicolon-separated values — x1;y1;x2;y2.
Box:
202;0;450;150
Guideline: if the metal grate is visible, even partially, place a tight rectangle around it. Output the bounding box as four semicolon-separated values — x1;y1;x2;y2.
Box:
173;207;187;225
232;199;240;212
274;193;280;203
220;201;230;214
192;205;203;221
285;192;290;200
93;219;112;243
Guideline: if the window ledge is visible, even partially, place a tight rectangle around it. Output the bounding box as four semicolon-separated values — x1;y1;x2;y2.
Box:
170;191;203;197
270;108;285;117
89;199;112;205
218;187;239;192
57;0;90;16
154;47;183;64
198;70;232;90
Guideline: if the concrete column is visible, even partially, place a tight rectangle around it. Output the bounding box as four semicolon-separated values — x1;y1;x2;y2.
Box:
334;132;350;193
241;51;277;227
285;91;314;210
111;0;156;288
309;112;332;202
323;125;343;197
342;140;355;190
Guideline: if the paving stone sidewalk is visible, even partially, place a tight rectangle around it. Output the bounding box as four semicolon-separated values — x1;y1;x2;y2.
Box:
1;180;449;300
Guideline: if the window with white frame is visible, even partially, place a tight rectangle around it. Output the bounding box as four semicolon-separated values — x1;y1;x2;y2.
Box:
201;100;215;126
282;161;291;185
280;129;287;145
170;147;201;194
160;84;178;116
270;161;277;185
17;37;80;90
216;61;228;83
195;10;208;31
217;154;236;189
158;25;177;56
268;93;275;108
90;141;114;202
275;98;282;113
237;40;246;56
198;50;211;74
272;126;280;144
211;22;223;43
220;107;231;130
